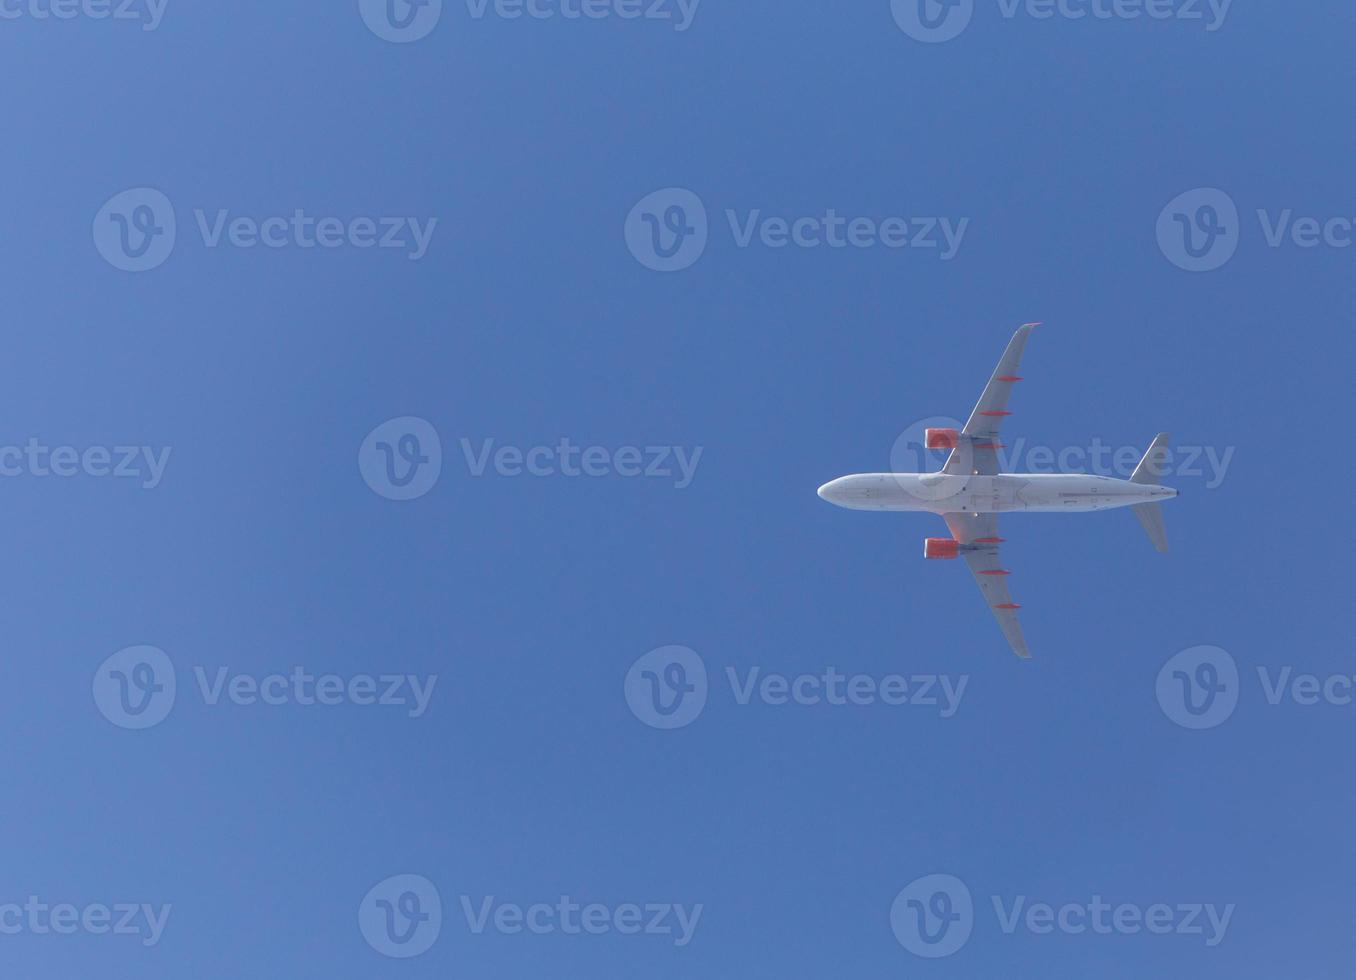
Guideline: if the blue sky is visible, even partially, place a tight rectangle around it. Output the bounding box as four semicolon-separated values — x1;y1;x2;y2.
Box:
2;1;1354;977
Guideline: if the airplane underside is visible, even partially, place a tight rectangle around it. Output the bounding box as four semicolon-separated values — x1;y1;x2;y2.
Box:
817;322;1178;658
817;473;1178;514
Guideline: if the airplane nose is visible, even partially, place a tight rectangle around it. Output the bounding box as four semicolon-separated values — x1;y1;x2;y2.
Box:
817;481;834;501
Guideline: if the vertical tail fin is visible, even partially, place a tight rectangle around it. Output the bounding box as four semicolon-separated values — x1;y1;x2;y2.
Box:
1130;433;1170;485
1130;433;1171;553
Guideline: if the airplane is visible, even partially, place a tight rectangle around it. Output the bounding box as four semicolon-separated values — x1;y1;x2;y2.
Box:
816;323;1177;659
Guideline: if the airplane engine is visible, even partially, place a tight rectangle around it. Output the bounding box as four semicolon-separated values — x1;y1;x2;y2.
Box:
925;428;960;449
924;537;960;560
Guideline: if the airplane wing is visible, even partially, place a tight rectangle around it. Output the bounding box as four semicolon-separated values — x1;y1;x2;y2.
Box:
943;323;1039;477
943;512;1030;659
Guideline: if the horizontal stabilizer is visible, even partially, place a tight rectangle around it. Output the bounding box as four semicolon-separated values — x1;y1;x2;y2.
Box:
1132;501;1169;553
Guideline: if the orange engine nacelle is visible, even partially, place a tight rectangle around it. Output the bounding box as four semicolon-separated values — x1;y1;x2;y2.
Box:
925;427;960;449
924;538;960;560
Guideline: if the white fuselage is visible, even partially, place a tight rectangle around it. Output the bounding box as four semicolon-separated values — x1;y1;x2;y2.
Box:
817;473;1177;514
